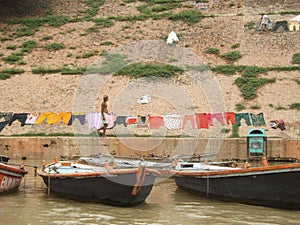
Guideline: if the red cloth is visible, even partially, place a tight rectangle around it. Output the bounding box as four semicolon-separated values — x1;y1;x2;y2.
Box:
149;116;164;129
224;112;235;125
195;113;209;129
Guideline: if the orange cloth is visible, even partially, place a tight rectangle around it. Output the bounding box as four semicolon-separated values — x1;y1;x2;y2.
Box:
51;112;72;125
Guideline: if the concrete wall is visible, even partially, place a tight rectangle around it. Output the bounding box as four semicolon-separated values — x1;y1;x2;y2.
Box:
0;137;299;161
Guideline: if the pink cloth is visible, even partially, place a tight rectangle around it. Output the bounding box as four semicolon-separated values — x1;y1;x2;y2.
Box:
207;113;225;126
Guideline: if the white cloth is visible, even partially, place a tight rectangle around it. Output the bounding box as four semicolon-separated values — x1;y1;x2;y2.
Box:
25;113;40;125
162;114;182;129
166;31;179;44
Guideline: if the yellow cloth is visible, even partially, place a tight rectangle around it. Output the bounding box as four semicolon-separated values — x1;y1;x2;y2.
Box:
35;112;57;125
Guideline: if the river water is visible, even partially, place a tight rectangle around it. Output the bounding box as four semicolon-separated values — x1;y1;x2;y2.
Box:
1;159;299;225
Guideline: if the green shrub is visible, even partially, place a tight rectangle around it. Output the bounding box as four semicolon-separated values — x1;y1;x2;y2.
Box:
221;51;242;62
114;62;184;78
211;65;244;75
6;45;17;50
242;66;268;78
292;53;300;64
100;41;114;46
93;18;114;27
61;67;86;75
235;103;245;111
231;44;239;49
289;103;300;110
204;47;219;55
2;53;22;64
88;53;127;74
0;68;24;80
249;104;261;109
168;10;205;24
32;67;61;74
41;35;53;41
44;43;65;51
21;40;37;52
235;77;276;100
16;27;34;37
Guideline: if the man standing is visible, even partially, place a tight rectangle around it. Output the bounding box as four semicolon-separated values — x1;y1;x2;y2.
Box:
97;95;109;137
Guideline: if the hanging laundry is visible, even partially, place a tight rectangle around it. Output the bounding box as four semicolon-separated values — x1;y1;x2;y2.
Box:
207;113;225;126
149;116;164;129
234;113;251;126
67;113;86;126
136;115;149;128
35;112;57;125
0;112;13;123
126;116;138;125
87;112;103;130
195;113;209;129
106;114;115;129
224;112;235;125
182;115;195;129
0;121;9;132
9;113;28;126
114;116;128;127
51;112;72;125
25;113;40;125
162;114;182;129
250;113;266;126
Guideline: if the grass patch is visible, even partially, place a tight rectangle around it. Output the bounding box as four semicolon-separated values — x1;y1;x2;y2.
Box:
235;77;276;100
249;104;261;109
292;53;300;64
0;68;25;80
2;53;23;64
235;103;245;111
289;103;300;110
88;53;127;74
21;40;37;53
221;51;242;62
204;47;219;55
114;62;184;78
6;45;17;50
168;10;205;24
32;67;61;74
44;43;65;51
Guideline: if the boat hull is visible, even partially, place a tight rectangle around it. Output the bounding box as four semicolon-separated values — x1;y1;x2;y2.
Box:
40;172;156;207
175;164;300;209
0;163;27;194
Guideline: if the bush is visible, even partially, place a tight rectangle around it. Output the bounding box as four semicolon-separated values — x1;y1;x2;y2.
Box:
235;77;276;100
168;10;205;24
221;51;242;62
2;53;22;64
235;103;245;111
21;40;37;53
6;45;17;50
114;62;184;78
292;53;300;64
289;103;300;110
44;43;65;51
204;47;219;55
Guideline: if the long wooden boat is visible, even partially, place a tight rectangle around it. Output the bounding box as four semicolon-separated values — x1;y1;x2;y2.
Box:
38;161;161;206
0;162;28;194
174;160;300;210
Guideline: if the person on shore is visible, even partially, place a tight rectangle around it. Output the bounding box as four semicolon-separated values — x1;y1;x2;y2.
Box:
97;95;109;137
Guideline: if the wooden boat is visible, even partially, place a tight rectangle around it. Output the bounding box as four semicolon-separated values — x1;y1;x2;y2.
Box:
173;158;300;209
38;160;161;206
0;162;28;194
